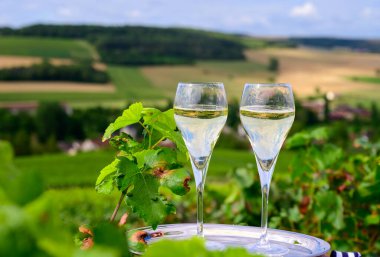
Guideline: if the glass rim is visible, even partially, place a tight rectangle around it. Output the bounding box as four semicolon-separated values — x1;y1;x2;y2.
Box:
244;83;292;88
178;82;224;87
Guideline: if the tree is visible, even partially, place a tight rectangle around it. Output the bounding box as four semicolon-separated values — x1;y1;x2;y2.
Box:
35;102;69;143
268;57;279;72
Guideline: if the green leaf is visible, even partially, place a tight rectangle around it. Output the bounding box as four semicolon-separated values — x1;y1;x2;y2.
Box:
286;132;310;149
309;127;329;141
320;144;343;168
314;191;345;230
365;214;380;225
6;171;44;206
103;102;143;141
125;174;174;229
160;167;191;195
143;108;176;131
143;109;187;153
163;131;187;154
116;157;140;192
110;133;142;153
96;159;119;185
95;178;115;195
133;149;160;169
288;206;302;222
117;157;174;229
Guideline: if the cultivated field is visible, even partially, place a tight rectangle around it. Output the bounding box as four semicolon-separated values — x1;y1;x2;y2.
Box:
245;48;380;103
0;36;379;106
0;81;115;93
0;56;73;68
141;60;272;101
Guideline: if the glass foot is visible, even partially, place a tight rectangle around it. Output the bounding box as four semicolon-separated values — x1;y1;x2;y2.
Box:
246;242;289;257
205;240;226;251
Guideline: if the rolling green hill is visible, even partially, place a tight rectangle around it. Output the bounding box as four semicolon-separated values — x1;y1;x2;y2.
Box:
0;36;97;60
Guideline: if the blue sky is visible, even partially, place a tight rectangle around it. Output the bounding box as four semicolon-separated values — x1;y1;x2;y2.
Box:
0;0;379;38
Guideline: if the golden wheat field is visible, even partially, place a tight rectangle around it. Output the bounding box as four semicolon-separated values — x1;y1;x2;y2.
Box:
245;48;380;97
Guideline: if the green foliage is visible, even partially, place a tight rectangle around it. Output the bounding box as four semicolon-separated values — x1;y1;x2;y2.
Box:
103;102;143;141
0;60;109;83
268;57;279;72
0;25;245;64
35;102;70;143
96;103;190;229
144;237;263;257
284;127;380;254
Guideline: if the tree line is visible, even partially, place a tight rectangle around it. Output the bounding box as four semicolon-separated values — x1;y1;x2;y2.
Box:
1;99;379;156
0;25;246;65
0;60;109;83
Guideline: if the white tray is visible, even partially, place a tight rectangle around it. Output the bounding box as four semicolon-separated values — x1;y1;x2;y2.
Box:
128;223;330;256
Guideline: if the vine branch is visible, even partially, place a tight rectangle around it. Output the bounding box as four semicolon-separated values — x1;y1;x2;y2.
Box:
110;190;126;222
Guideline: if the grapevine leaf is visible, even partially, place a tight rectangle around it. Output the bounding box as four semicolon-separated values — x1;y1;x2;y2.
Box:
143;108;176;131
320;144;343;168
96;178;114;195
143;108;187;153
314;191;345;230
110;133;142;153
286;132;310;149
103;102;143;141
125;174;174;229
310;127;329;141
96;159;119;185
162;130;187;154
116;157;140;192
147;148;178;169
133;149;160;169
159;167;191;196
134;148;179;170
117;157;174;228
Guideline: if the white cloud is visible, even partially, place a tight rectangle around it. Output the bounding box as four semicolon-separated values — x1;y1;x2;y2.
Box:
290;2;317;18
126;10;141;18
57;7;73;17
361;7;375;18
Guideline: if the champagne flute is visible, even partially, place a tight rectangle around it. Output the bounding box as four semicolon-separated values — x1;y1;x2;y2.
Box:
174;82;227;238
240;83;295;256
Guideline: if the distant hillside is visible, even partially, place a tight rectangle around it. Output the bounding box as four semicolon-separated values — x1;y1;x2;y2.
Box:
289;37;380;53
0;25;245;65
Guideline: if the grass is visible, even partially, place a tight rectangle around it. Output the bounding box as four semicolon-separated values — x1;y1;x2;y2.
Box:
14;148;293;188
107;66;164;100
15;150;115;187
350;76;380;84
0;36;96;60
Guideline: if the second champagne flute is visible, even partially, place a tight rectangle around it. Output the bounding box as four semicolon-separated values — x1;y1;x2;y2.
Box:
174;82;227;237
240;83;295;256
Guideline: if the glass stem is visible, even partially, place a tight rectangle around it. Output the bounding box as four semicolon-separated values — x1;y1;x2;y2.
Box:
260;183;270;245
190;156;210;238
197;184;204;237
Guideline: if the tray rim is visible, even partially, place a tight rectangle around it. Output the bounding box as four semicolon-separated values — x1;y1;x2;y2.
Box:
128;223;331;257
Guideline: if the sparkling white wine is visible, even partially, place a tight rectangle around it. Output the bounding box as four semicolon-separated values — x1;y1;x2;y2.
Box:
174;106;227;170
240;106;295;171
